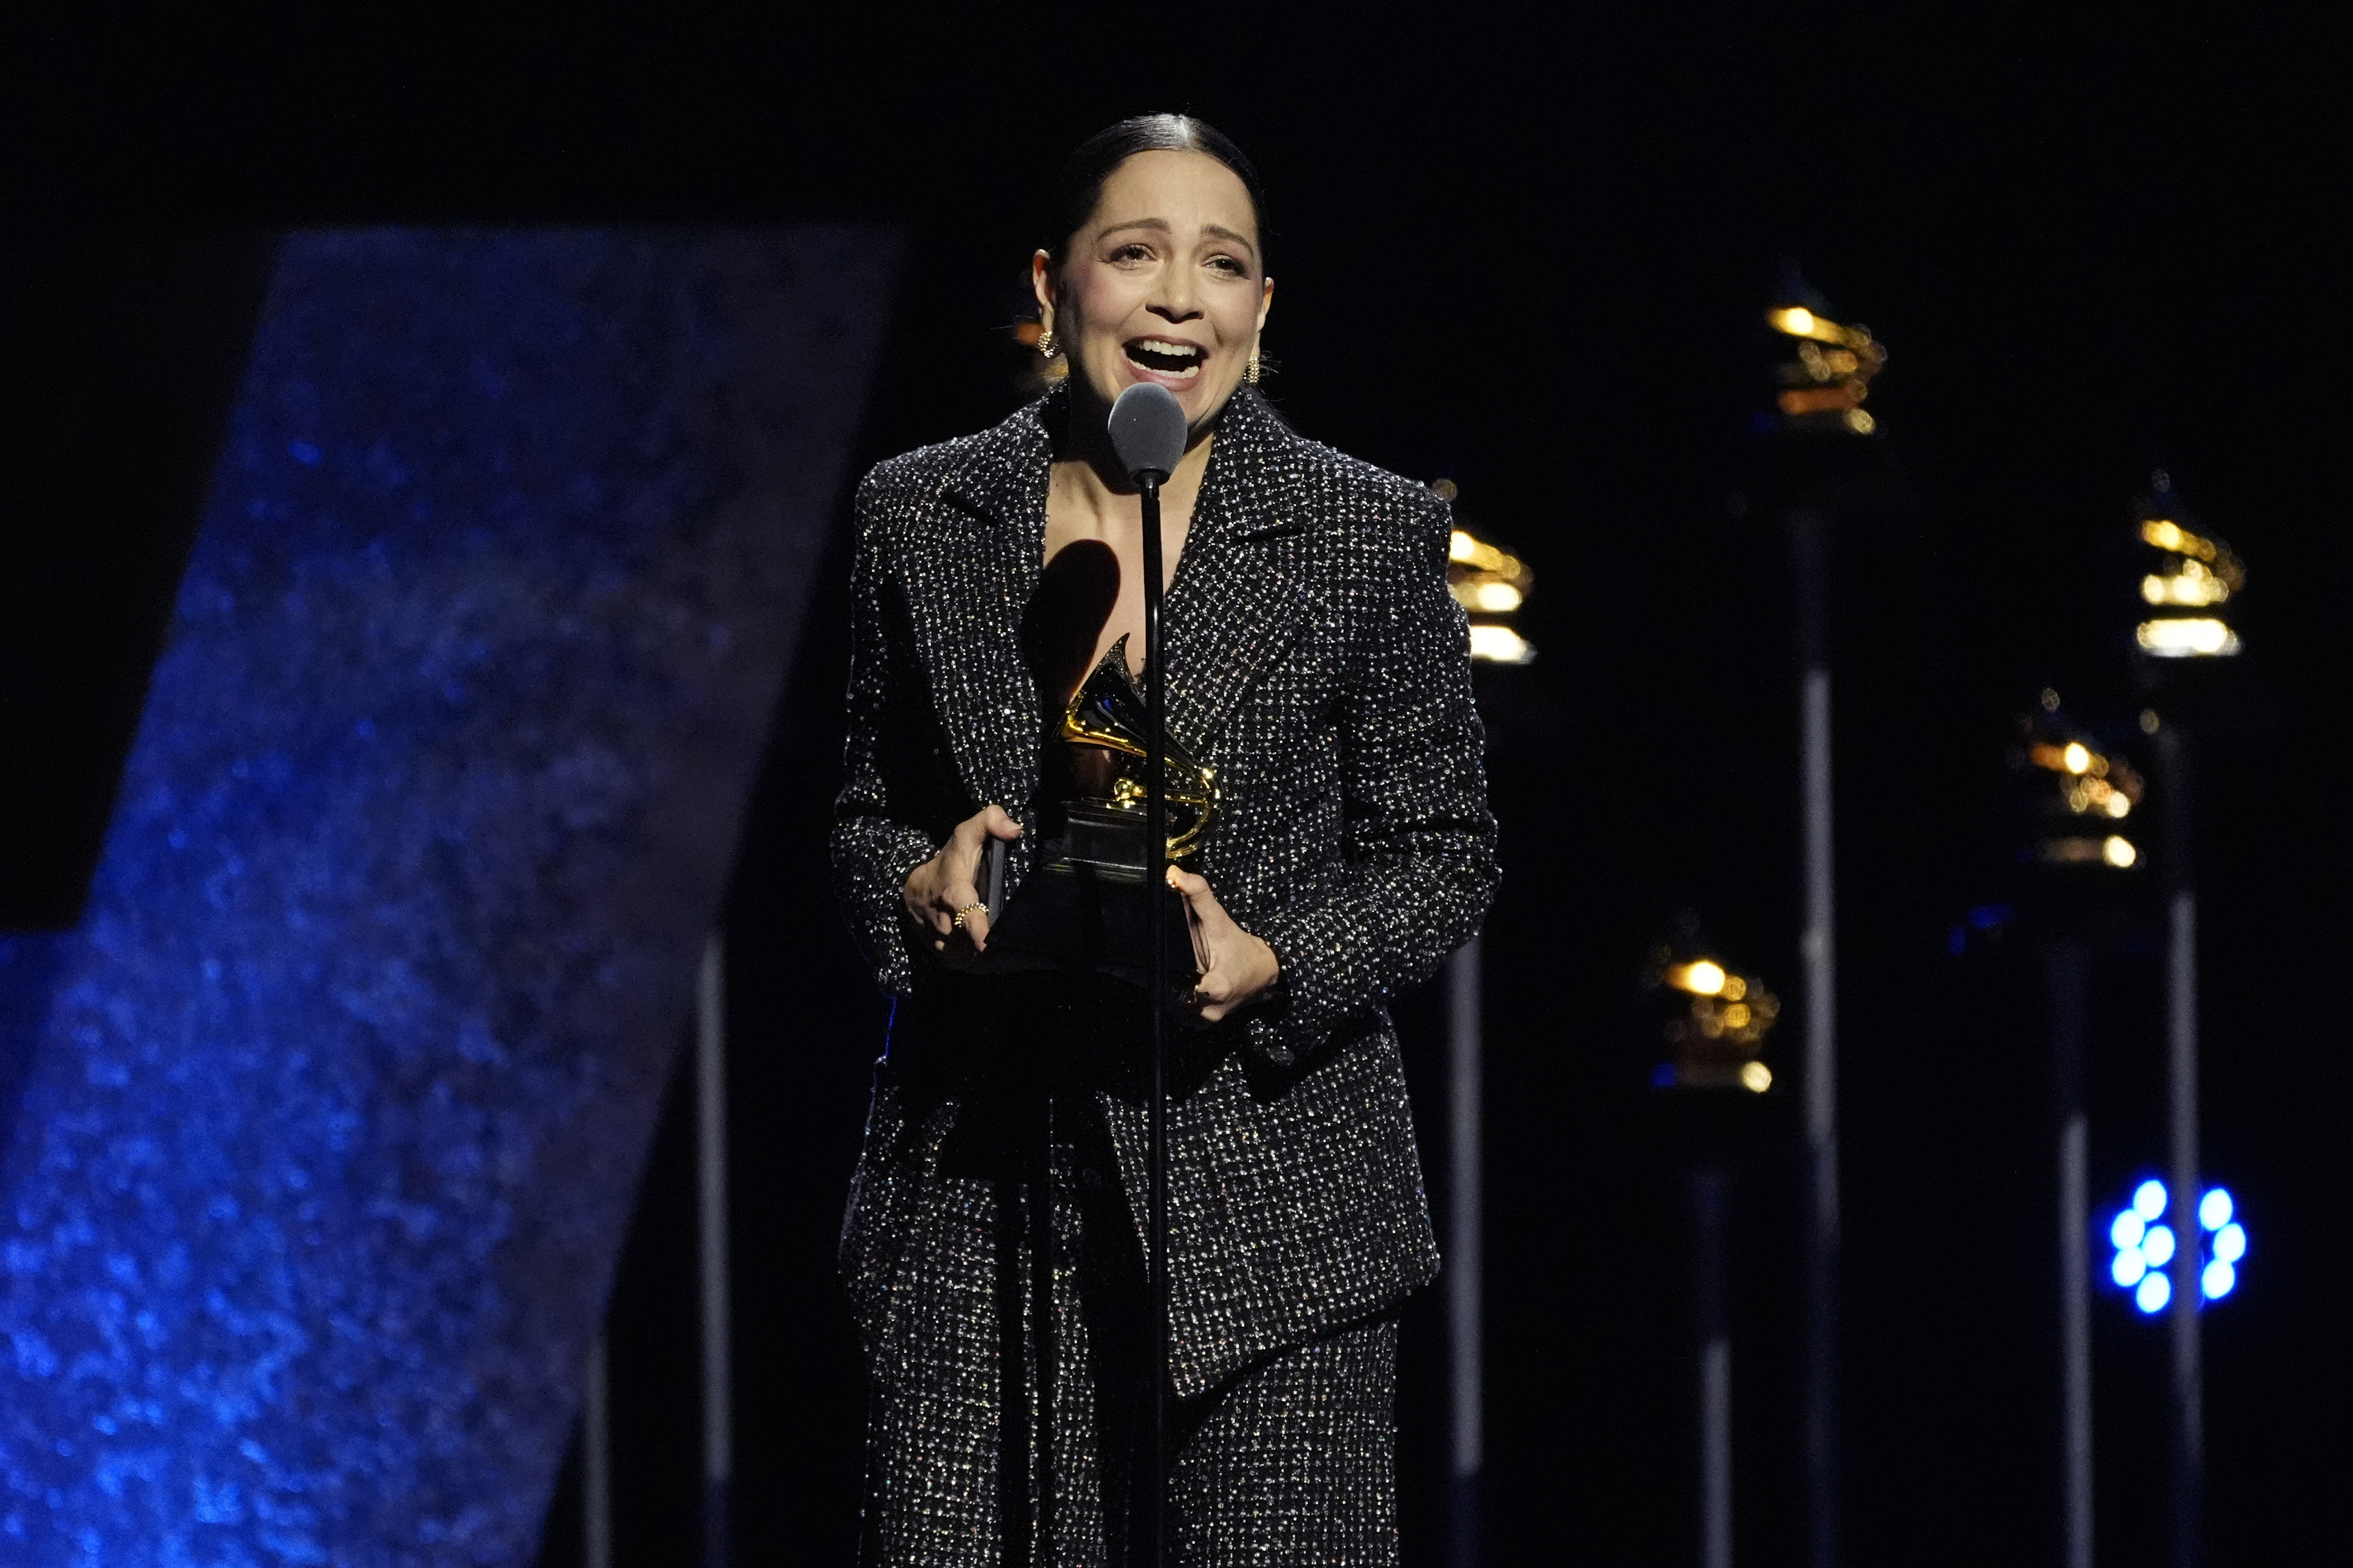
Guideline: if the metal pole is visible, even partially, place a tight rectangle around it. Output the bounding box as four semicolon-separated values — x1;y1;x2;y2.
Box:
2166;890;2201;1568
2156;724;2201;1568
2047;940;2094;1568
1140;471;1171;1566
1693;1166;1733;1568
583;1334;614;1568
1447;937;1485;1567
697;933;734;1567
1791;509;1840;1568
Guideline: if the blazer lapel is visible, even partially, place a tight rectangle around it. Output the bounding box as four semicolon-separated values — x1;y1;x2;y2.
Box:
907;399;1053;811
1164;389;1315;756
901;387;1313;802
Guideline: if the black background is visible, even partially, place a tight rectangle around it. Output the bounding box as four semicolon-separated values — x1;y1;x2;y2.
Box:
10;9;2350;1564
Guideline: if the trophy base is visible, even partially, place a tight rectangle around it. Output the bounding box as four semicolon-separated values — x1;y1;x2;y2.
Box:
977;849;1202;988
1063;802;1153;874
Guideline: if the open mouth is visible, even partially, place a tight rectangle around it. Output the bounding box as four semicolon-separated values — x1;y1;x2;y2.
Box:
1123;338;1205;379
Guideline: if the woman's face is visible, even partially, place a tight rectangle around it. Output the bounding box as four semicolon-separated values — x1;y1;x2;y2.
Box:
1034;150;1273;433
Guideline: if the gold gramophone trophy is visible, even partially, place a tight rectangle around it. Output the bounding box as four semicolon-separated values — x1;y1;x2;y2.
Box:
980;640;1217;985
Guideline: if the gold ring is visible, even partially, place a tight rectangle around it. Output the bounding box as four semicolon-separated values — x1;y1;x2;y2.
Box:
951;902;986;931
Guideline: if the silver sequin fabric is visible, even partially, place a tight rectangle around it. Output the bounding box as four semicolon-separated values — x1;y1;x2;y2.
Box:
831;384;1497;1563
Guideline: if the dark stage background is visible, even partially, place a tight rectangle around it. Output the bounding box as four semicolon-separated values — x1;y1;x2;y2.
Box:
11;10;2350;1565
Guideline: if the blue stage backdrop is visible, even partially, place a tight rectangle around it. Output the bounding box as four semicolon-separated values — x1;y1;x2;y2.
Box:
0;228;896;1563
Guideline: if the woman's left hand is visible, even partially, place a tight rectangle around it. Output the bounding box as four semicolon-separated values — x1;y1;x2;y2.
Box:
1168;867;1281;1025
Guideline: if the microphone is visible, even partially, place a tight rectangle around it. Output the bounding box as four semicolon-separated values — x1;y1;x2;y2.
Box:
1108;382;1187;485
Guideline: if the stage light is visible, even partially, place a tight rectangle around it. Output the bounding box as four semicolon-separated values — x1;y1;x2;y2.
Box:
2140;518;2220;561
1449;529;1526;576
2020;711;2144;851
1766;306;1883;354
1467;625;1535;665
1647;942;1778;1090
2133;481;2245;660
1765;299;1887;433
2136;617;2241;658
2104;1180;2245;1312
1441;488;1537;665
2141;566;2230;607
2203;1186;2247;1294
2042;837;2121;865
1670;960;1729;996
1468;580;1523;613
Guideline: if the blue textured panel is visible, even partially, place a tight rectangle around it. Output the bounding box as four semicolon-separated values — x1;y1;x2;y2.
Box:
0;228;895;1564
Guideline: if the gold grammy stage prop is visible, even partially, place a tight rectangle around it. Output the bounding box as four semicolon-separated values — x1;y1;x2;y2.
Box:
979;644;1215;985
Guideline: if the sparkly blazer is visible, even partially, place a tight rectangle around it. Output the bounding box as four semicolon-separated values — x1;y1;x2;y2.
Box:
831;383;1498;1396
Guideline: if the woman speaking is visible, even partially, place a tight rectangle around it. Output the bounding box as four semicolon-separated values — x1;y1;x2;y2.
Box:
832;114;1497;1565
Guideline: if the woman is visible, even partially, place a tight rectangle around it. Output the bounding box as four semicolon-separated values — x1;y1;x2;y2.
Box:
833;114;1497;1565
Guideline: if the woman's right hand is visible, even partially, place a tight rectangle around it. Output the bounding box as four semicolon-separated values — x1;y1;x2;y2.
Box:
903;804;1023;959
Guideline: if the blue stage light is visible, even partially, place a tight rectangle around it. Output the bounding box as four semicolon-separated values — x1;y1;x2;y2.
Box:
2103;1179;2245;1314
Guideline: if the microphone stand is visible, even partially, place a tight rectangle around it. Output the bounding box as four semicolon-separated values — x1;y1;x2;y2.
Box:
1138;467;1172;1567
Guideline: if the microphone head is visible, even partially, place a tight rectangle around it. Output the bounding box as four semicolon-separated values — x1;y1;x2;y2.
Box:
1107;382;1188;483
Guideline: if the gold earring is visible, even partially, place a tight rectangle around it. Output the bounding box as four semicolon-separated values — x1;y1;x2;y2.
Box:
1245;344;1261;385
1037;325;1057;359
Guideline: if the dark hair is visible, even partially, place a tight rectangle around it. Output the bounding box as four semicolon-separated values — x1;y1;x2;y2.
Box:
1045;114;1269;271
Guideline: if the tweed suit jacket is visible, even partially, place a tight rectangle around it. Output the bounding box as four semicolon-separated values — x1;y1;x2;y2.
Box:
831;383;1498;1397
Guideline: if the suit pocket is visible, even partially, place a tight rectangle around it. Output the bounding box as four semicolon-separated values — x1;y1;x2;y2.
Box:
1157;1021;1440;1394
